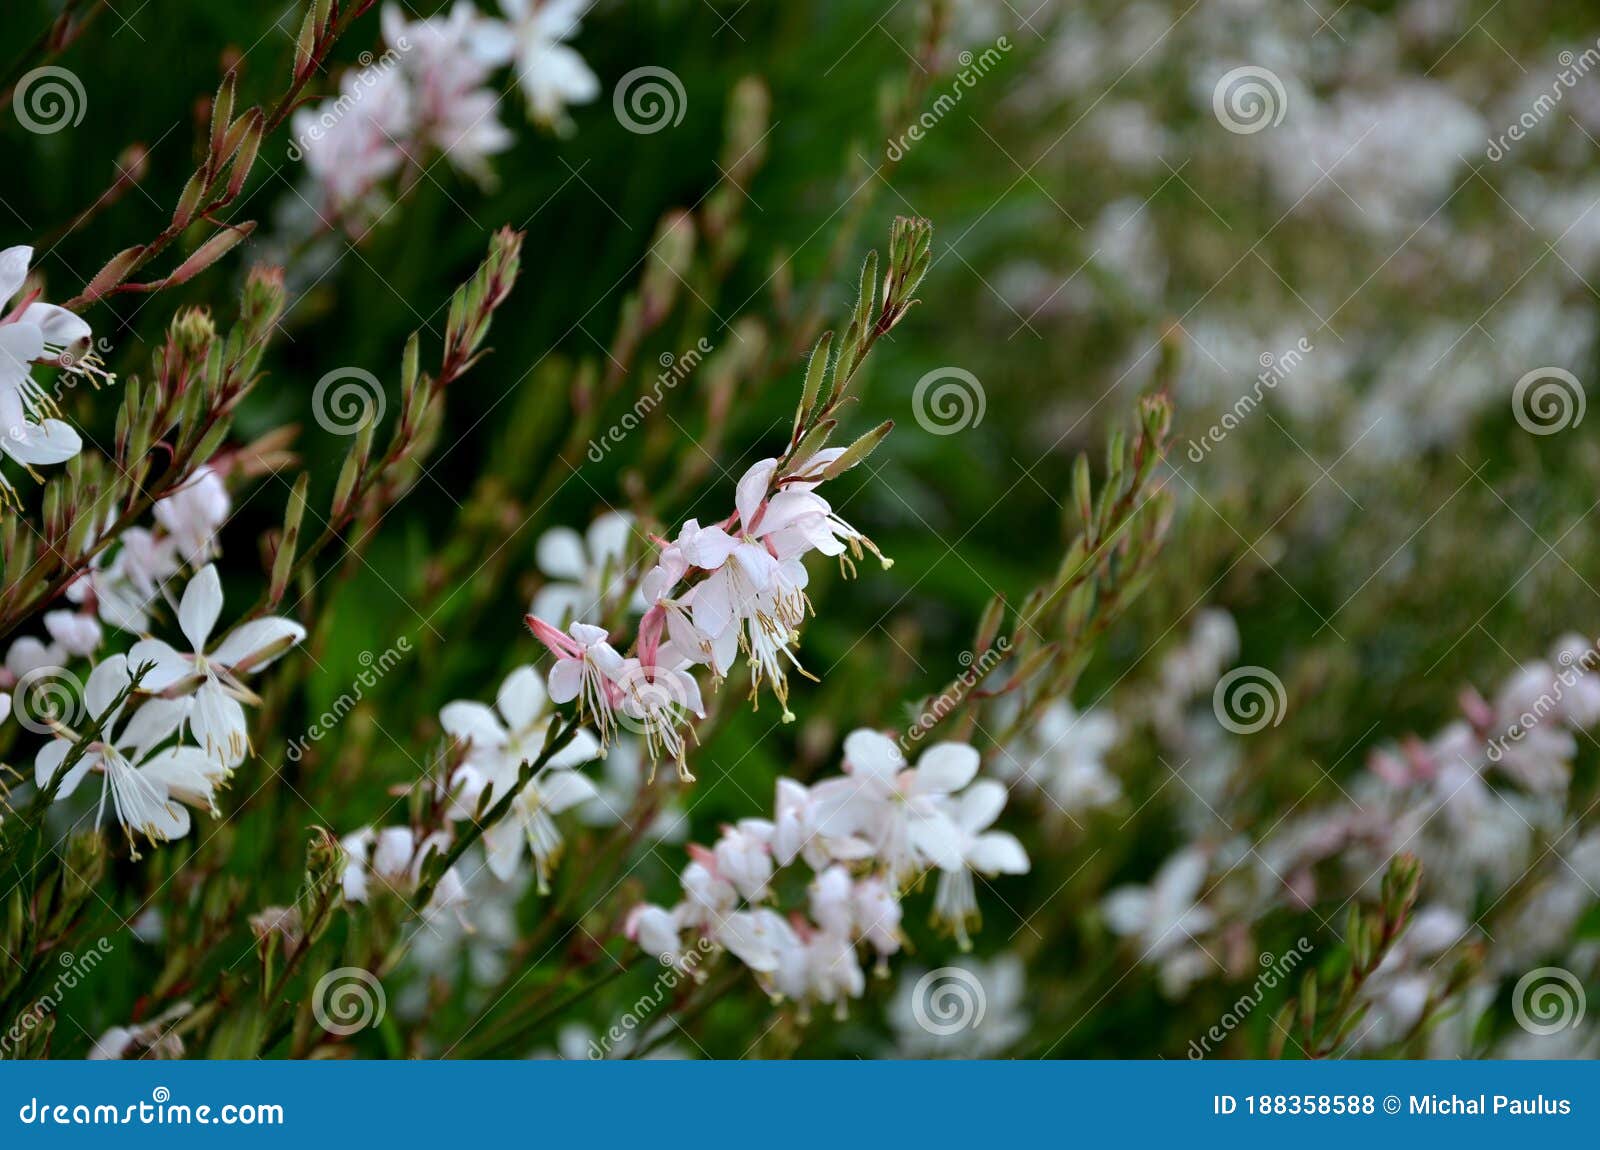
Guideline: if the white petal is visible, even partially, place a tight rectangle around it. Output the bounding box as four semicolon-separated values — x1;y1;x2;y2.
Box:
178;565;223;653
18;302;90;349
540;768;599;814
1102;887;1151;936
536;526;587;580
954;779;1006;833
190;676;247;766
439;701;508;749
968;831;1030;874
843;729;904;781
910;810;967;872
0;246;32;306
496;665;547;731
547;660;582;704
83;654;131;722
585;511;633;563
735;459;777;530
3;418;81;465
126;638;197;693
913;742;980;795
209;617;305;671
35;737;92;799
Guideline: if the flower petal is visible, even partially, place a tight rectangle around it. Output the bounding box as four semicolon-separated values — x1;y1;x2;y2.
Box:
179;565;224;653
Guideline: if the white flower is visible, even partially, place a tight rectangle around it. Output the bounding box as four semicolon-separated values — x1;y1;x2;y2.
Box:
481;766;599;889
127;564;305;765
33;656;208;854
440;664;600;811
625;903;687;967
1102;846;1216;963
0;245;92;503
153;467;229;566
931;779;1030;949
814;730;975;887
479;0;599;129
530;510;637;626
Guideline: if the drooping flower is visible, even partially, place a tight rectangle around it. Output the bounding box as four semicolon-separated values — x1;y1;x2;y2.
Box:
481;767;599;889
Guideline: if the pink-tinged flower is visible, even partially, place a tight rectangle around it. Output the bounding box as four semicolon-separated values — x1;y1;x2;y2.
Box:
529;616;625;744
381;2;512;185
291;65;413;218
